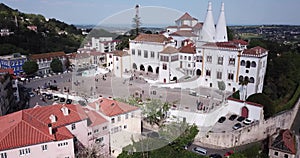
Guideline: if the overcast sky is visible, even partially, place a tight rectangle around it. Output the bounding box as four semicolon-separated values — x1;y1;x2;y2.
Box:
1;0;300;26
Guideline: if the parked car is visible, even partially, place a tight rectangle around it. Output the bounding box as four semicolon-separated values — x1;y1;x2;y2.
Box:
189;90;199;97
229;114;237;121
224;151;234;157
243;118;254;125
209;153;222;158
46;94;53;100
193;147;207;155
66;99;72;104
233;123;242;130
60;97;66;103
218;116;226;123
28;92;35;97
53;96;59;101
237;116;245;122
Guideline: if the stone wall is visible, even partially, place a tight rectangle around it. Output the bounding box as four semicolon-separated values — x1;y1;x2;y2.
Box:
195;97;300;148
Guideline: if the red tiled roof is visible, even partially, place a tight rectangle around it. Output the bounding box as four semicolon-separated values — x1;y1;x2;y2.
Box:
160;46;178;54
111;50;129;57
227;97;263;107
89;98;139;117
179;43;196;54
29;52;66;61
169;30;197;37
0;68;14;75
203;42;240;49
232;39;248;45
176;12;198;21
242;46;268;57
25;104;88;128
133;34;169;43
270;129;296;154
193;22;203;30
0;110;74;151
179;25;192;28
85;109;108;127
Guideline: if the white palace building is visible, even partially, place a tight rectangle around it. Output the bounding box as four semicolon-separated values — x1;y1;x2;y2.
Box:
128;2;268;98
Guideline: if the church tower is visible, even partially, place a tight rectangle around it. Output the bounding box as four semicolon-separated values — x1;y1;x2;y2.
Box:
200;2;216;42
215;2;228;42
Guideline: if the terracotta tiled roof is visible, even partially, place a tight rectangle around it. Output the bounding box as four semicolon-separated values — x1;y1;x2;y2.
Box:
26;104;88;128
89;98;139;117
89;51;105;56
176;12;198;21
0;68;14;75
270;129;296;154
179;25;192;28
232;39;248;45
29;52;66;61
85;109;108;127
242;46;268;57
169;30;197;37
160;46;178;54
179;43;196;54
0;110;73;151
193;22;203;30
111;50;129;57
133;34;169;43
203;42;240;49
227;97;263;107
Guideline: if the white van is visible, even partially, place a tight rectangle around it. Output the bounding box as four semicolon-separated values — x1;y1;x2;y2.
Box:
193;147;207;155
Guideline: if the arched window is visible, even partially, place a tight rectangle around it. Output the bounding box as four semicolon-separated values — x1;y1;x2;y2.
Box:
244;76;249;82
239;76;243;82
246;61;250;68
249;77;255;83
251;61;256;67
241;60;245;66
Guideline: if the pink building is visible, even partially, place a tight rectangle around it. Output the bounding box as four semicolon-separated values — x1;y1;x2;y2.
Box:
0;104;110;158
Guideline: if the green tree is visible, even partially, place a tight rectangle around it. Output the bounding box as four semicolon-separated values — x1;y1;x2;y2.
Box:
64;56;71;70
143;99;170;126
22;61;38;75
227;26;234;40
50;58;63;73
246;93;275;119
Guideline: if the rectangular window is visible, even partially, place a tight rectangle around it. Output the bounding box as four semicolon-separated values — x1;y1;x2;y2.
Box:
144;50;148;58
274;152;278;156
131;112;134;118
229;58;235;65
138;50;141;56
88;132;92;136
160;56;169;62
206;70;211;77
163;64;167;70
118;116;121;121
131;49;135;55
124;125;127;129
207;56;212;63
188;56;191;61
218;57;223;65
94;129;99;133
180;55;183;59
217;71;222;79
19;148;30;156
103;126;107;130
171;55;178;62
228;73;234;80
0;153;7;158
125;114;129;119
150;51;155;58
71;123;76;130
111;118;115;123
42;144;47;151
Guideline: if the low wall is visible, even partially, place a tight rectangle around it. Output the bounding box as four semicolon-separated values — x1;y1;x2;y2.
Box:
195;97;300;148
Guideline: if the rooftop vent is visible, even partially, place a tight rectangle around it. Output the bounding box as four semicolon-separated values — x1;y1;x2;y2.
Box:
49;114;56;123
61;106;69;116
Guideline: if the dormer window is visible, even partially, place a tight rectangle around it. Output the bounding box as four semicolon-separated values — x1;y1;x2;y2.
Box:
61;107;69;116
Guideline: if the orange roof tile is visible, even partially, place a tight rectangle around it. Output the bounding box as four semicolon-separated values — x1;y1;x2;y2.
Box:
89;98;139;117
85;110;108;127
111;50;129;57
193;22;203;30
29;52;66;61
0;68;14;75
242;46;268;57
176;12;198;21
169;30;197;37
0;110;73;151
270;129;296;154
232;39;248;45
160;46;178;54
133;34;169;43
179;43;196;54
203;42;240;49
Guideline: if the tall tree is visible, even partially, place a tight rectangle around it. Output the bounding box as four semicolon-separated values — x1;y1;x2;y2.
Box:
22;61;38;75
50;58;63;73
132;5;141;36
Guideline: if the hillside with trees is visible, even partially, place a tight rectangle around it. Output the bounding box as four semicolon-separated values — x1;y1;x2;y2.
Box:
0;3;84;55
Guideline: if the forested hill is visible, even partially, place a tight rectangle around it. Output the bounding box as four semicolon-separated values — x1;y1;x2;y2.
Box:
0;3;84;55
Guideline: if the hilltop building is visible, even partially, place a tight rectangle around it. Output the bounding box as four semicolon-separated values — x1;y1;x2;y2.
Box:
0;53;27;76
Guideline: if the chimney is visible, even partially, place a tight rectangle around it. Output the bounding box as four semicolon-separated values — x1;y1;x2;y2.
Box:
49;114;56;123
95;102;100;111
61;107;69;116
48;123;52;135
